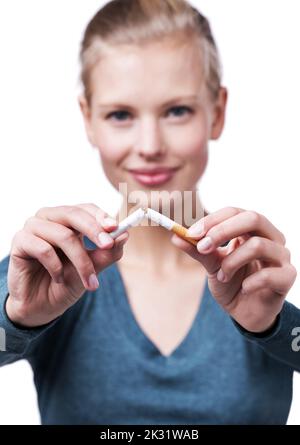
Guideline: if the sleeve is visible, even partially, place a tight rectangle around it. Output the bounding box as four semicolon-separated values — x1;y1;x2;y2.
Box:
231;300;300;372
0;254;61;366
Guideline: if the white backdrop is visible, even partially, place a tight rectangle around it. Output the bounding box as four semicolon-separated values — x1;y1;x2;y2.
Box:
0;0;299;425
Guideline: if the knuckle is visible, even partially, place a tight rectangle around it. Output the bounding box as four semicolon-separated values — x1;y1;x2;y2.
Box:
12;229;22;243
58;205;70;212
246;210;261;226
95;208;107;224
284;247;291;262
86;202;97;208
58;229;78;245
249;236;264;253
65;205;77;216
78;257;93;273
258;269;271;286
279;231;286;245
288;264;297;281
220;206;235;214
209;225;227;243
37;244;53;259
52;264;63;277
23;216;36;229
35;206;49;218
10;231;23;251
227;206;241;215
90;220;101;236
221;255;233;274
76;202;96;209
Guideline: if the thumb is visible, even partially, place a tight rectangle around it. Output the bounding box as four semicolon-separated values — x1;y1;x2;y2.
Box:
171;233;231;277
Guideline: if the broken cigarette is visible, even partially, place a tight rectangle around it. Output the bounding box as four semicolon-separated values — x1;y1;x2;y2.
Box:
145;208;199;246
109;207;199;247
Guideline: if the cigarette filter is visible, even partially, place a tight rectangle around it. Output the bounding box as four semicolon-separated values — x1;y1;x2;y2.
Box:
145;208;199;247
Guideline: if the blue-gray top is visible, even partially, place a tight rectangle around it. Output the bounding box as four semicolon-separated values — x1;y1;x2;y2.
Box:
0;254;299;425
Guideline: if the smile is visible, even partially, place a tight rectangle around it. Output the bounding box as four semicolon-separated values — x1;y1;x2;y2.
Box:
127;167;180;187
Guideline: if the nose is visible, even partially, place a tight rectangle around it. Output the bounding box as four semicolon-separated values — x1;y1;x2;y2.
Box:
135;117;166;158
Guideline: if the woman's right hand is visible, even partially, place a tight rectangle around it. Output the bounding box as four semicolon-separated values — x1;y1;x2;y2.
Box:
5;203;128;328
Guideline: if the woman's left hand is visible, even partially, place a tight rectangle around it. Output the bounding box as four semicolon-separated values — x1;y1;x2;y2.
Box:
171;207;297;333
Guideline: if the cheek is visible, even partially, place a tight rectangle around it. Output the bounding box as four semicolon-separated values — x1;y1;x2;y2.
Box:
171;124;208;160
170;124;209;185
92;123;130;162
91;125;130;190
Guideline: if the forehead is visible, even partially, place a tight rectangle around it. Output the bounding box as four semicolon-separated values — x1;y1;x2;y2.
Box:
89;38;206;105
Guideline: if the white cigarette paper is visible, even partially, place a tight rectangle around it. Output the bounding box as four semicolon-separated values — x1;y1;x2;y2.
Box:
144;208;174;230
109;206;198;247
109;207;146;239
145;208;198;246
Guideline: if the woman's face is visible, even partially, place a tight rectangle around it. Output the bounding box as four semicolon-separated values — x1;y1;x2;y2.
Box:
79;37;227;200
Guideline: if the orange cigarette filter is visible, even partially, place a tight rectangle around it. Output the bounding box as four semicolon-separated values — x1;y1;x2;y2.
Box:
171;223;199;246
145;208;200;247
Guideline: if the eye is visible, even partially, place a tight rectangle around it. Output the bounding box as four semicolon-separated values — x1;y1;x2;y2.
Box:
106;110;131;121
105;105;193;122
166;106;193;118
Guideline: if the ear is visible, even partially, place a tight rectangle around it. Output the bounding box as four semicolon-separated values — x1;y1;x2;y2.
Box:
210;87;228;140
78;94;97;147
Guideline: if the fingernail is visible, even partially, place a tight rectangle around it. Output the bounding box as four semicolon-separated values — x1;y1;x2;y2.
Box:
98;232;114;248
88;273;99;290
187;221;205;237
103;217;117;227
197;236;212;253
217;268;226;282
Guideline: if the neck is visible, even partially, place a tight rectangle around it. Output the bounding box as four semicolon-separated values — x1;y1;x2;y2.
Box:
116;190;207;274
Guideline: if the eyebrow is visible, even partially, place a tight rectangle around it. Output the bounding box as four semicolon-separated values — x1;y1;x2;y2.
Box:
97;95;201;110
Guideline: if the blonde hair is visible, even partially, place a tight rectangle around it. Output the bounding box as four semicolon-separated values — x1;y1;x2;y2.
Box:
79;0;222;106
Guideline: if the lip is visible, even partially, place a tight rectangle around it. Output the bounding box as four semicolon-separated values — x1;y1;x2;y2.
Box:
127;166;180;186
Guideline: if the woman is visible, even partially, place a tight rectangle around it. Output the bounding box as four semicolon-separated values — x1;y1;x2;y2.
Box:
0;0;298;425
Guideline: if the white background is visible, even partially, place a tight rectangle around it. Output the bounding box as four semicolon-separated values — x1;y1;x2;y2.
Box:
0;0;299;424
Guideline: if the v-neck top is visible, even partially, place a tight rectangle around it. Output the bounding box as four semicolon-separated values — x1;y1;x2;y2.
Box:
110;262;210;368
0;254;300;425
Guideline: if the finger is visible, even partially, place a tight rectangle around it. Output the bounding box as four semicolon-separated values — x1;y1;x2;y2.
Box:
75;203;118;230
75;203;107;221
219;237;291;283
89;234;128;272
99;216;118;232
76;203;123;234
75;204;131;248
241;264;297;296
23;218;99;290
187;207;286;246
11;231;64;284
35;206;112;249
187;206;243;239
82;229;129;251
194;210;286;255
75;204;122;247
